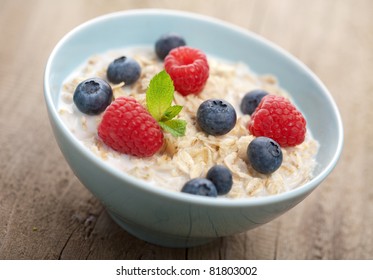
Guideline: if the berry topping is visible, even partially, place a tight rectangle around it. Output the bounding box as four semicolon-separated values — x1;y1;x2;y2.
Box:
248;95;307;147
197;99;237;136
240;89;269;115
106;56;141;85
181;178;218;197
247;137;283;174
98;96;164;157
155;33;186;60
164;46;209;95
206;165;233;195
73;77;113;115
98;71;186;158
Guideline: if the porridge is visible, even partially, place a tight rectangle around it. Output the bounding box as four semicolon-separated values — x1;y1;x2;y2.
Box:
58;43;318;198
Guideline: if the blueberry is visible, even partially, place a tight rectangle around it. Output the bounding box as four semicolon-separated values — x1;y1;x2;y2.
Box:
197;99;237;136
240;89;268;115
73;78;113;115
181;178;218;197
206;165;233;195
247;137;283;174
107;56;141;85
155;33;186;60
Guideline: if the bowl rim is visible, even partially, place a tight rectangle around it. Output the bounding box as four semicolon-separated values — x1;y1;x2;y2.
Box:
44;8;344;207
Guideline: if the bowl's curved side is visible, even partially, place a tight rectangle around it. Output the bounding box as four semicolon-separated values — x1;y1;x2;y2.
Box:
44;9;343;247
45;100;320;247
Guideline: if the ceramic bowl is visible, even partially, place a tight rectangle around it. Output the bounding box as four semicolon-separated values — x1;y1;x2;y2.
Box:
44;9;343;247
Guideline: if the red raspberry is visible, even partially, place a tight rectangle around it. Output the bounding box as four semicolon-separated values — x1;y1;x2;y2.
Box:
248;95;306;147
164;46;209;96
98;96;163;157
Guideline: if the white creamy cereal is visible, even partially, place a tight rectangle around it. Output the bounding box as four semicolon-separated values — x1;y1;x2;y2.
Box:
58;46;319;198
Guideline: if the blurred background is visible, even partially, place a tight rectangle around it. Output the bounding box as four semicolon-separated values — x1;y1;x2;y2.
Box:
0;0;372;259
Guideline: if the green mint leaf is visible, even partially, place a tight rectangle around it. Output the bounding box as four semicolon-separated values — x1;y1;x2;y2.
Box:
146;70;187;137
159;119;187;137
161;105;183;122
146;70;174;121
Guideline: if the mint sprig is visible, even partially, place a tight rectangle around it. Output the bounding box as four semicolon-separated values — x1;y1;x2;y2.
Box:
146;70;186;137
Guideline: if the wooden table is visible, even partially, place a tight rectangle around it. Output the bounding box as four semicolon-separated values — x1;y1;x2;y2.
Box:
1;0;372;260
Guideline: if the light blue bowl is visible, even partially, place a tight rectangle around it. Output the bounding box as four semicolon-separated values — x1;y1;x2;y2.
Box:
44;9;343;247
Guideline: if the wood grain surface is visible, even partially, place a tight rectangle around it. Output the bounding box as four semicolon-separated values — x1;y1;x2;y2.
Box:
0;0;372;260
